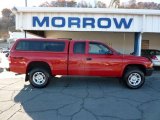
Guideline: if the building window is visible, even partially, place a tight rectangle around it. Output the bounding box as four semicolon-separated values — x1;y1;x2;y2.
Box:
142;40;149;49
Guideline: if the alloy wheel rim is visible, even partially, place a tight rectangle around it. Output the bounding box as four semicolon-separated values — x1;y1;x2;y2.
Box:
33;72;46;85
128;73;142;86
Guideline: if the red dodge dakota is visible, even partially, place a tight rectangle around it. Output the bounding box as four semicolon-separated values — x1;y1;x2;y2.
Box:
8;39;153;89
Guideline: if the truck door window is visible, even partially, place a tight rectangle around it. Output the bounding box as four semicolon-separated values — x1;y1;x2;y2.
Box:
73;42;86;54
89;42;110;54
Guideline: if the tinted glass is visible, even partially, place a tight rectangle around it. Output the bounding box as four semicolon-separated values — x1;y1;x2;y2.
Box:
141;50;150;56
15;40;65;52
73;42;86;54
142;50;160;56
155;50;160;55
89;42;110;54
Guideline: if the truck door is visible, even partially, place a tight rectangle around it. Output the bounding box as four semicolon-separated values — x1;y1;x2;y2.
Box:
68;41;86;75
84;42;122;77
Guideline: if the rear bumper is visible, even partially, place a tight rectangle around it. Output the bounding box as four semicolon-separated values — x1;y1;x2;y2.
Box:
146;68;154;76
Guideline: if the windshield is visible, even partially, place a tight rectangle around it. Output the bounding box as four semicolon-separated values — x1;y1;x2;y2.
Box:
155;50;160;55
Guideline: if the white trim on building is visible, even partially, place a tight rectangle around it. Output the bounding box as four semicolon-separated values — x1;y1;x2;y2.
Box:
13;7;160;33
14;7;160;15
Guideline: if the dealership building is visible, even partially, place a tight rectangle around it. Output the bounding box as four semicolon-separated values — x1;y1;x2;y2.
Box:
13;7;160;55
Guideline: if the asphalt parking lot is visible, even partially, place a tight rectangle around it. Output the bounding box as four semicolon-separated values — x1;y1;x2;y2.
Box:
0;70;160;120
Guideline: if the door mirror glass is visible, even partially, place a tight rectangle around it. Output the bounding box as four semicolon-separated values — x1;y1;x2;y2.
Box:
107;50;113;55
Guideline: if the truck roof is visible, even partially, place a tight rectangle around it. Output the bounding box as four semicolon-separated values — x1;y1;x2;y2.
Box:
15;38;103;43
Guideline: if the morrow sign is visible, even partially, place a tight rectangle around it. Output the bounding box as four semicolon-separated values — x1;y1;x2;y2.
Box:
32;16;133;29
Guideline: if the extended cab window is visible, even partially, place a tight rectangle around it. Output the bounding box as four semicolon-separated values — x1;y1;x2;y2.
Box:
89;42;110;54
15;40;65;52
73;42;86;54
44;42;65;52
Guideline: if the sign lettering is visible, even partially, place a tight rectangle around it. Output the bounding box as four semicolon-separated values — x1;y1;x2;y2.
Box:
33;16;133;29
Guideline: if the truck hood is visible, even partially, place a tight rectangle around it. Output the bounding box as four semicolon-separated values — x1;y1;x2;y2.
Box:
121;54;149;61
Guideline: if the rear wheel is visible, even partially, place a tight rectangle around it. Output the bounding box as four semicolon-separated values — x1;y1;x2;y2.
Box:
123;68;145;89
29;68;50;88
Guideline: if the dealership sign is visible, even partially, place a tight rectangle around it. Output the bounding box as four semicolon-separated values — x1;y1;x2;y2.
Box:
32;16;133;30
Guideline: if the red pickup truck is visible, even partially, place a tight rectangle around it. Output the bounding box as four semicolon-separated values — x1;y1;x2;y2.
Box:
8;39;153;89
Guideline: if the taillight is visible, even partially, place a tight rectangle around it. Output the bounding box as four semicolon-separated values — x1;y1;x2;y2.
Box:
151;56;158;60
8;56;11;64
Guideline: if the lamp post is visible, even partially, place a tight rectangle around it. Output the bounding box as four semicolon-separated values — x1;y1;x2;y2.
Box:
94;0;97;7
25;0;27;38
25;0;28;7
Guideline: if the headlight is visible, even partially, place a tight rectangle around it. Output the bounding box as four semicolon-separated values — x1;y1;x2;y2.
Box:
147;62;153;68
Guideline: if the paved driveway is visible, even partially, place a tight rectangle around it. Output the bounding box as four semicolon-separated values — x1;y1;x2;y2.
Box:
0;71;160;120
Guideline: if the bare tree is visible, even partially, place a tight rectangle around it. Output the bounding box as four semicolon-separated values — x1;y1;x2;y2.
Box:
120;0;160;9
109;0;120;8
0;8;15;40
39;1;51;7
95;1;106;8
137;2;158;9
77;0;92;8
2;8;12;18
40;0;77;7
128;0;137;8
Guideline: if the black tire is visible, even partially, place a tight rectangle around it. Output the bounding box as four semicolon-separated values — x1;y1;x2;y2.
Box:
123;68;145;89
29;68;50;88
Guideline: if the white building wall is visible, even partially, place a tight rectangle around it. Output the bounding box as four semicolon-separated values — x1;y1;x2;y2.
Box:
143;33;160;50
15;7;160;33
45;31;134;54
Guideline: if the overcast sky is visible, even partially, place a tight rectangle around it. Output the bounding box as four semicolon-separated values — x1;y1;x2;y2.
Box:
0;0;160;16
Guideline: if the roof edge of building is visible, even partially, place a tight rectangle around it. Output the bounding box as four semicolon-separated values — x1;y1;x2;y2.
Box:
12;7;160;16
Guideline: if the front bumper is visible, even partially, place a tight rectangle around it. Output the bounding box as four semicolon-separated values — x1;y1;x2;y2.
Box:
146;68;154;76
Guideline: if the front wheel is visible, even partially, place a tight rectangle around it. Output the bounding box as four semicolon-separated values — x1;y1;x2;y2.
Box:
29;68;50;88
123;69;145;89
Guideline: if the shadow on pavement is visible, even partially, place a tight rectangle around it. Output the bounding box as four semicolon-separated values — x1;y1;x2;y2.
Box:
13;75;160;120
13;77;123;120
154;67;160;71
